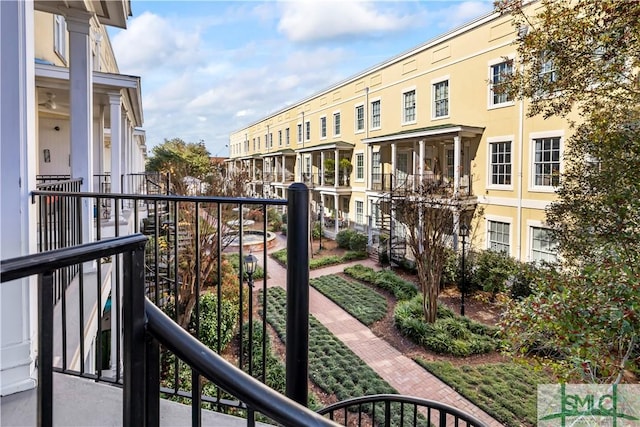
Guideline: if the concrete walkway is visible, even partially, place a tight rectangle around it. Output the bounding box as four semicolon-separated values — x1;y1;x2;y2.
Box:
253;235;503;427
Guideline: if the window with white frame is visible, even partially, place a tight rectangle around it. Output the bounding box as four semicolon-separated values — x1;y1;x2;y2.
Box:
372;152;381;181
490;60;513;106
252;138;256;151
333;112;341;136
264;134;268;149
305;121;311;141
433;80;449;118
297;124;302;144
54;15;67;60
371;100;381;129
539;52;557;87
355;200;364;224
257;136;261;149
269;133;273;148
403;90;416;123
320;117;327;138
355;153;364;180
355;105;364;131
278;130;282;146
285;128;290;146
488;220;510;253
490;141;512;186
305;156;311;176
534;136;561;187
370;200;380;226
530;227;558;263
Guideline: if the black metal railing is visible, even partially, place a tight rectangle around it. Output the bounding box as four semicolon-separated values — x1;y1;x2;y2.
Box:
122;172;170;196
318;394;487;427
0;234;149;426
371;173;393;192
35;178;83;303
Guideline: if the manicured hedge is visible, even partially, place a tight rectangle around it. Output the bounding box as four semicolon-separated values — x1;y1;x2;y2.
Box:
344;264;417;300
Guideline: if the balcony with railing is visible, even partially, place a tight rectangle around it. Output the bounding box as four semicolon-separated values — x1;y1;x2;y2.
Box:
1;183;487;427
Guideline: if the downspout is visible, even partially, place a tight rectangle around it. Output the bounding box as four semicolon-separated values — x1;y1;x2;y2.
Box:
516;82;525;262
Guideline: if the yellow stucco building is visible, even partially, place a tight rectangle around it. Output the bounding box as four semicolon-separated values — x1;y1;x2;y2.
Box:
229;4;564;264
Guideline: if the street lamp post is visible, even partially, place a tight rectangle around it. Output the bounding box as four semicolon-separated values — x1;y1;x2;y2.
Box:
459;223;469;316
243;253;258;373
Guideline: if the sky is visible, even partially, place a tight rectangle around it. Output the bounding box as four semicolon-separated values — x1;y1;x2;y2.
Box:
110;1;495;157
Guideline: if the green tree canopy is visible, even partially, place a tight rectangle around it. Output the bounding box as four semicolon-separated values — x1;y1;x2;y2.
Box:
147;138;214;193
496;0;640;383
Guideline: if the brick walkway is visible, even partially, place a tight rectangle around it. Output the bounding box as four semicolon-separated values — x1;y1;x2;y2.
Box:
253;235;502;427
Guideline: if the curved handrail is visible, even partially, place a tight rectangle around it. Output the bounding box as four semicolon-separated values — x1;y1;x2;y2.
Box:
144;299;339;427
317;394;488;427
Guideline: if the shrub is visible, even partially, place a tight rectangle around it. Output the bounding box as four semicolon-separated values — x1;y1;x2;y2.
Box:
336;229;356;249
225;253;265;281
440;248;458;288
349;232;368;252
344;265;417;300
280;223;287;235
393;295;499;356
341;251;367;261
281;212;287;224
312;221;321;239
469;250;519;297
246;209;264;222
267;208;283;232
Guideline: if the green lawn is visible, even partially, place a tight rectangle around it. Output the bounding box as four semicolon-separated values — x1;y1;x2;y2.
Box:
416;359;553;427
310;274;387;325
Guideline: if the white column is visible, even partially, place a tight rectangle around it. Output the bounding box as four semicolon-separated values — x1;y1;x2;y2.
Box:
367;144;373;190
120;112;127;192
419;140;425;180
0;0;37;395
93;105;105;192
334;194;339;235
281;154;286;182
334;150;339;188
320;151;325;186
109;94;122;193
67;12;94;244
391;143;397;188
252;158;256;181
453;135;461;196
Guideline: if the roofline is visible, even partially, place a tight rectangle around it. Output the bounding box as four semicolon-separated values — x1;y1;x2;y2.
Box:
362;125;485;144
232;7;502;134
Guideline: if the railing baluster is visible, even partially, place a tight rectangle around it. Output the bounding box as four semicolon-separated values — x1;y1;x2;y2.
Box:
286;182;309;406
192;201;201;427
38;270;54;427
123;242;147;427
146;335;160;427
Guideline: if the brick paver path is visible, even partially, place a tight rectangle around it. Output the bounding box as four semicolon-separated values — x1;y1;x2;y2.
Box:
252;235;503;427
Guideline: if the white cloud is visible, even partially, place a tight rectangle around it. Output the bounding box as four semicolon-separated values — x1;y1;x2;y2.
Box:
432;1;494;30
277;1;416;42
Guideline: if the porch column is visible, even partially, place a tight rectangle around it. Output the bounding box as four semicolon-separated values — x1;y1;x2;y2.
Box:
109;94;122;193
67;12;94;244
252;158;256;181
334;194;339;235
453;135;461;196
334;149;339;188
367;144;373;191
419;140;425;181
0;0;37;396
391;143;397;189
320;151;325;186
93;105;105;192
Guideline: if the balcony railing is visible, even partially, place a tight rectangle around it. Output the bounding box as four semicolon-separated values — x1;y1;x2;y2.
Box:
371;173;473;197
7;184;487;427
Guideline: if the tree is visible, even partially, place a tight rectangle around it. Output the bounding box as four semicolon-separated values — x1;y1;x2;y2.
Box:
495;0;640;382
394;182;468;323
146;138;251;327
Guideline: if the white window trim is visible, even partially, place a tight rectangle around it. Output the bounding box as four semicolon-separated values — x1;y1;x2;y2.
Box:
528;130;564;193
485;215;513;257
304;120;311;142
431;75;450;120
354;150;365;183
319;115;327;140
354;103;365;134
332;110;341;138
401;86;417;125
370;97;382;131
54;15;67;63
354;198;365;225
526;219;559;263
487;55;515;110
486;135;514;191
297;122;303;144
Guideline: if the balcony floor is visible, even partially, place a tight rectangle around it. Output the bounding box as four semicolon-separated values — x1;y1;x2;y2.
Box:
1;372;270;426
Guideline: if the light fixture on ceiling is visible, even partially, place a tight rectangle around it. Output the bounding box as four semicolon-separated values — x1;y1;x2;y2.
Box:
39;92;57;110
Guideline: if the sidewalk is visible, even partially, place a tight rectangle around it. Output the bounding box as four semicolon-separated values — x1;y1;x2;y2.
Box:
253;236;502;427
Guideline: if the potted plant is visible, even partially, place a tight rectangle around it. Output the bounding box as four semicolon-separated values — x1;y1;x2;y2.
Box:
339;158;352;186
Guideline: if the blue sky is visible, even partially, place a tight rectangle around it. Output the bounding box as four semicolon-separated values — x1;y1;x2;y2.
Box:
110;1;494;156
